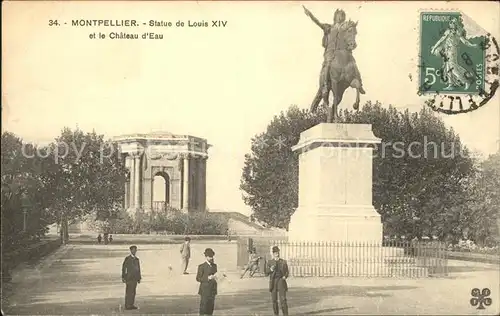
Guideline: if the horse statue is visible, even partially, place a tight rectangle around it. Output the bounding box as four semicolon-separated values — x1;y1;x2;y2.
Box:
304;7;365;123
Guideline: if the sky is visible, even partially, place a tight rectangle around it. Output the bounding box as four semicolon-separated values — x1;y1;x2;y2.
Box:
2;1;499;216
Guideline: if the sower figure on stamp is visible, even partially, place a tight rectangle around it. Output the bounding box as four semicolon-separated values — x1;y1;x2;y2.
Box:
122;245;141;310
303;6;365;123
180;236;191;274
430;18;478;90
265;246;289;316
196;248;218;316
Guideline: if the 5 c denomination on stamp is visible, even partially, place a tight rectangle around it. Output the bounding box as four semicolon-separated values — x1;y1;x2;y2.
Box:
418;11;499;114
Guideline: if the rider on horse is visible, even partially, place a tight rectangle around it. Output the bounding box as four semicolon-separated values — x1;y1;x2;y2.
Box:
304;7;365;113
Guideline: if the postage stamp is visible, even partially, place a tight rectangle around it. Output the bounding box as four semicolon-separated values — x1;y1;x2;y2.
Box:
418;11;499;114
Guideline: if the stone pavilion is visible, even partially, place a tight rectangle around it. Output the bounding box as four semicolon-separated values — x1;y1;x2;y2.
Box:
113;131;210;213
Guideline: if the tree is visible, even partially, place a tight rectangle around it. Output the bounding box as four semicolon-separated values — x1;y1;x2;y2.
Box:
240;105;326;229
344;104;476;240
240;102;476;239
1;132;57;252
463;153;500;246
42;128;127;243
85;202;129;234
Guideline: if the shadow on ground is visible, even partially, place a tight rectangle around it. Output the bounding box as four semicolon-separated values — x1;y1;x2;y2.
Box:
5;250;126;311
5;285;417;315
62;247;127;260
447;265;499;273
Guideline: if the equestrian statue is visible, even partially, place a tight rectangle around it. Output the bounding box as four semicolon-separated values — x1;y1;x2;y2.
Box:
303;6;365;123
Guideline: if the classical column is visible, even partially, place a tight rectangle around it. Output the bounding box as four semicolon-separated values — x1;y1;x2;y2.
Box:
134;153;142;209
182;155;190;212
196;157;203;211
124;179;129;209
124;156;129;209
127;156;135;209
141;156;152;213
200;156;207;211
171;179;181;209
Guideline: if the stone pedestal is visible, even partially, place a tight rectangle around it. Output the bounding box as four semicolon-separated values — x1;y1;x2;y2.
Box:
288;123;383;243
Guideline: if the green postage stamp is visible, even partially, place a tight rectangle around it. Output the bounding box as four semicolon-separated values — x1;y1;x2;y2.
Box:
418;11;499;114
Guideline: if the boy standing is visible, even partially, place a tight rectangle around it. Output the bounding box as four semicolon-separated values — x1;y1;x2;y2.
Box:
180;236;191;274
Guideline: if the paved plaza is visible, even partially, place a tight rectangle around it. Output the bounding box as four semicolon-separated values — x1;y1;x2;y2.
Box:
3;243;500;315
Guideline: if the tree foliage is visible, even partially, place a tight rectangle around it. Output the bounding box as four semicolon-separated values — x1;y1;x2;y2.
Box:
463;153;500;246
1;132;56;252
345;103;476;241
45;128;127;222
240;102;493;243
1;128;127;245
240;105;326;229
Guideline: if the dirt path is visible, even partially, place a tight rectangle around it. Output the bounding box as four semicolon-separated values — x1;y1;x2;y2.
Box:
3;244;499;315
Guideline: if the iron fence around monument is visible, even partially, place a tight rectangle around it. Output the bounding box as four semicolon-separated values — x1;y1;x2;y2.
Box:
237;238;448;278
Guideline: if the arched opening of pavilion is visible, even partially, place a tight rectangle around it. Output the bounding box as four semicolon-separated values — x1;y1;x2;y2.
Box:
153;171;170;212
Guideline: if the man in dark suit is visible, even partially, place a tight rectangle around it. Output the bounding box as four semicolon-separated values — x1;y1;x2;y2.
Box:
122;245;141;310
196;248;218;316
265;246;289;316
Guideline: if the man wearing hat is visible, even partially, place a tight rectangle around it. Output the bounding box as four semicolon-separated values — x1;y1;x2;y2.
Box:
265;246;289;316
122;245;141;310
196;248;218;316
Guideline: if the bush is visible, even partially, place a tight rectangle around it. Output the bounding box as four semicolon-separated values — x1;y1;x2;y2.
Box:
447;239;500;255
88;207;229;235
185;212;228;235
148;207;187;234
2;237;62;281
149;209;228;235
86;205;136;234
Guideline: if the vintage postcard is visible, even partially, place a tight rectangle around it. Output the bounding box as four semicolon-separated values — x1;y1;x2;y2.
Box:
2;1;499;315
